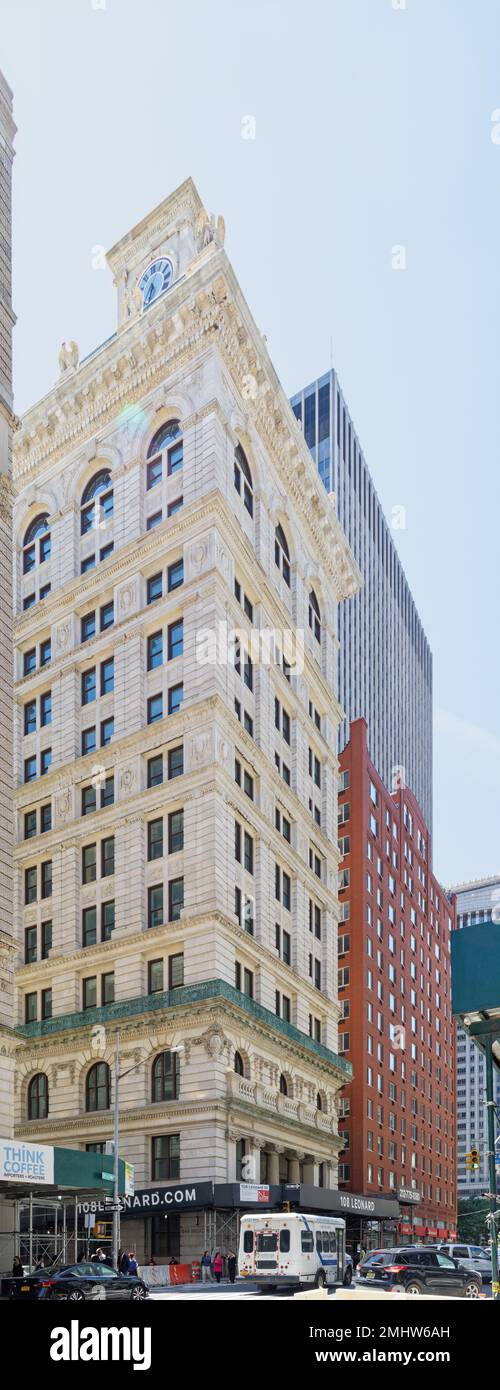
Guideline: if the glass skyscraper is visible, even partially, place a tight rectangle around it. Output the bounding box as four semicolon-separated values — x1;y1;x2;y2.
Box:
290;369;433;830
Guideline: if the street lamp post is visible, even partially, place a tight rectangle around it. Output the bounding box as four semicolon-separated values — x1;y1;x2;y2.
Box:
112;1030;120;1271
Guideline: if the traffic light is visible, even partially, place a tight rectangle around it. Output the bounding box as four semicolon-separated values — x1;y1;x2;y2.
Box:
466;1148;481;1171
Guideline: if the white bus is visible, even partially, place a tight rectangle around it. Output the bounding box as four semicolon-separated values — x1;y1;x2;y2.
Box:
238;1211;349;1291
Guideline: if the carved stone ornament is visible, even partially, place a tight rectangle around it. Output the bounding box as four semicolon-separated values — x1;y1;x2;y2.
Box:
123;284;143;322
56;790;72;822
202;1027;228;1059
120;765;136;797
58;341;79;375
190;538;210;575
195;209;225;254
118;581;136;615
56;621;71;652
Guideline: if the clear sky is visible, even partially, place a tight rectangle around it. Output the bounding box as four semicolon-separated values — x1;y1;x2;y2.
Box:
3;0;499;887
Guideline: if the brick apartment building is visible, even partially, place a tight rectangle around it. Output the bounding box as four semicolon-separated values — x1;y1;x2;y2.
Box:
336;719;457;1248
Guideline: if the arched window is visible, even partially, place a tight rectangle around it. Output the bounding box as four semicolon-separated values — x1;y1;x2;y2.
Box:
279;1073;288;1096
85;1061;111;1112
151;1051;179;1103
234;444;253;517
81;471;113;535
28;1072;49;1120
23;514;50;574
316;1091;323;1111
146;420;183;490
234;1051;244;1077
275;524;290;587
309;589;321;643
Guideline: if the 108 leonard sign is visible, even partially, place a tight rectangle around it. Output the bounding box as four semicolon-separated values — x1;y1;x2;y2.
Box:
78;1182;213;1218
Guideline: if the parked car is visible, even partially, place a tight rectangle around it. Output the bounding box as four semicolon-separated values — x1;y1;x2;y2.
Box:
10;1260;148;1301
430;1243;492;1284
356;1246;481;1297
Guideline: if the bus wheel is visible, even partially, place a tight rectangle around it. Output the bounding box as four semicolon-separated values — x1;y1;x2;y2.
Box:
315;1269;327;1290
343;1266;353;1286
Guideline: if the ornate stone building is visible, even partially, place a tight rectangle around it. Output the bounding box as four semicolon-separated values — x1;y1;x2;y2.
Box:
11;180;360;1260
0;69;15;1146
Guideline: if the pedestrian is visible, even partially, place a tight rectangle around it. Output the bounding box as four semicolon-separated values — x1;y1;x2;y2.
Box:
12;1255;23;1278
128;1251;138;1276
119;1249;131;1274
227;1249;237;1284
201;1249;212;1283
78;1250;86;1263
212;1250;223;1284
359;1245;366;1264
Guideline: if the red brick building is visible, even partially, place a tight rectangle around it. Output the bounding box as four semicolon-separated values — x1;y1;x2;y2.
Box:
337;719;457;1247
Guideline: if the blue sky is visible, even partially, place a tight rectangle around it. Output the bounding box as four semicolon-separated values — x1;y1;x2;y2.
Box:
3;0;499;886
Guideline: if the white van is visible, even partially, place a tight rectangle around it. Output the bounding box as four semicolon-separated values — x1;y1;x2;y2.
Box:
239;1211;347;1291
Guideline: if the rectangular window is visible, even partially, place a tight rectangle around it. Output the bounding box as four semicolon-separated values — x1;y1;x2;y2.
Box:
167;497;183;517
147;510;163;530
25;926;37;964
101;900;115;941
282;929;291;965
168;877;184;921
24;700;36;735
148;632;163;670
42;806;54;837
151;1134;180;1182
82;668;96;705
83;977;97;1010
40;748;52;776
100;542;114;563
148;818;164;861
168;683;183;714
147;573;163;604
169;953;184;988
40;692;52;726
101;717;114;746
168;809;184;854
23;593;36;610
81;612;96;643
148;958;164;994
24;756;37;783
101;775;114;808
24;810;37;839
244;832;253;874
168;559;184;591
41;861;52;899
25;993;37;1023
168;619;183;660
81;554;96;574
25;867;37;904
148;884;163;929
100;658;114;694
101;837;115;877
82;784;97;816
168;745;183;779
147;755;163;788
102;972;115;1005
82;906;97;947
82;727;96;756
41;920;52;959
147;456;162;490
100;601;114;631
23;648;36;676
82;844;97;884
147;694;163;724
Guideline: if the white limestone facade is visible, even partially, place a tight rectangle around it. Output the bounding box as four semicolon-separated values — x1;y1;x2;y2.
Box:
11;180;360;1260
0;70;15;1143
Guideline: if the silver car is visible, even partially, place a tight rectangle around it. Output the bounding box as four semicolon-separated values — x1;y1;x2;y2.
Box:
433;1243;492;1283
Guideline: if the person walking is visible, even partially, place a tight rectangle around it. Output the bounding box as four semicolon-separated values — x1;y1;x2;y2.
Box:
201;1249;212;1283
128;1251;138;1277
227;1249;237;1284
212;1250;223;1284
12;1255;23;1278
119;1249;131;1275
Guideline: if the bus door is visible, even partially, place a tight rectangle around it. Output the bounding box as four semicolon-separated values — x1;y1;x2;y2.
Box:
335;1226;345;1282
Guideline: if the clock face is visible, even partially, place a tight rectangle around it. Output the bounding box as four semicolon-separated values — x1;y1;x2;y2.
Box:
138;257;173;307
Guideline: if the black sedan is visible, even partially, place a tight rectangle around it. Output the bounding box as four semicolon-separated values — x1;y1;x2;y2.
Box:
356;1247;481;1298
10;1261;148;1301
